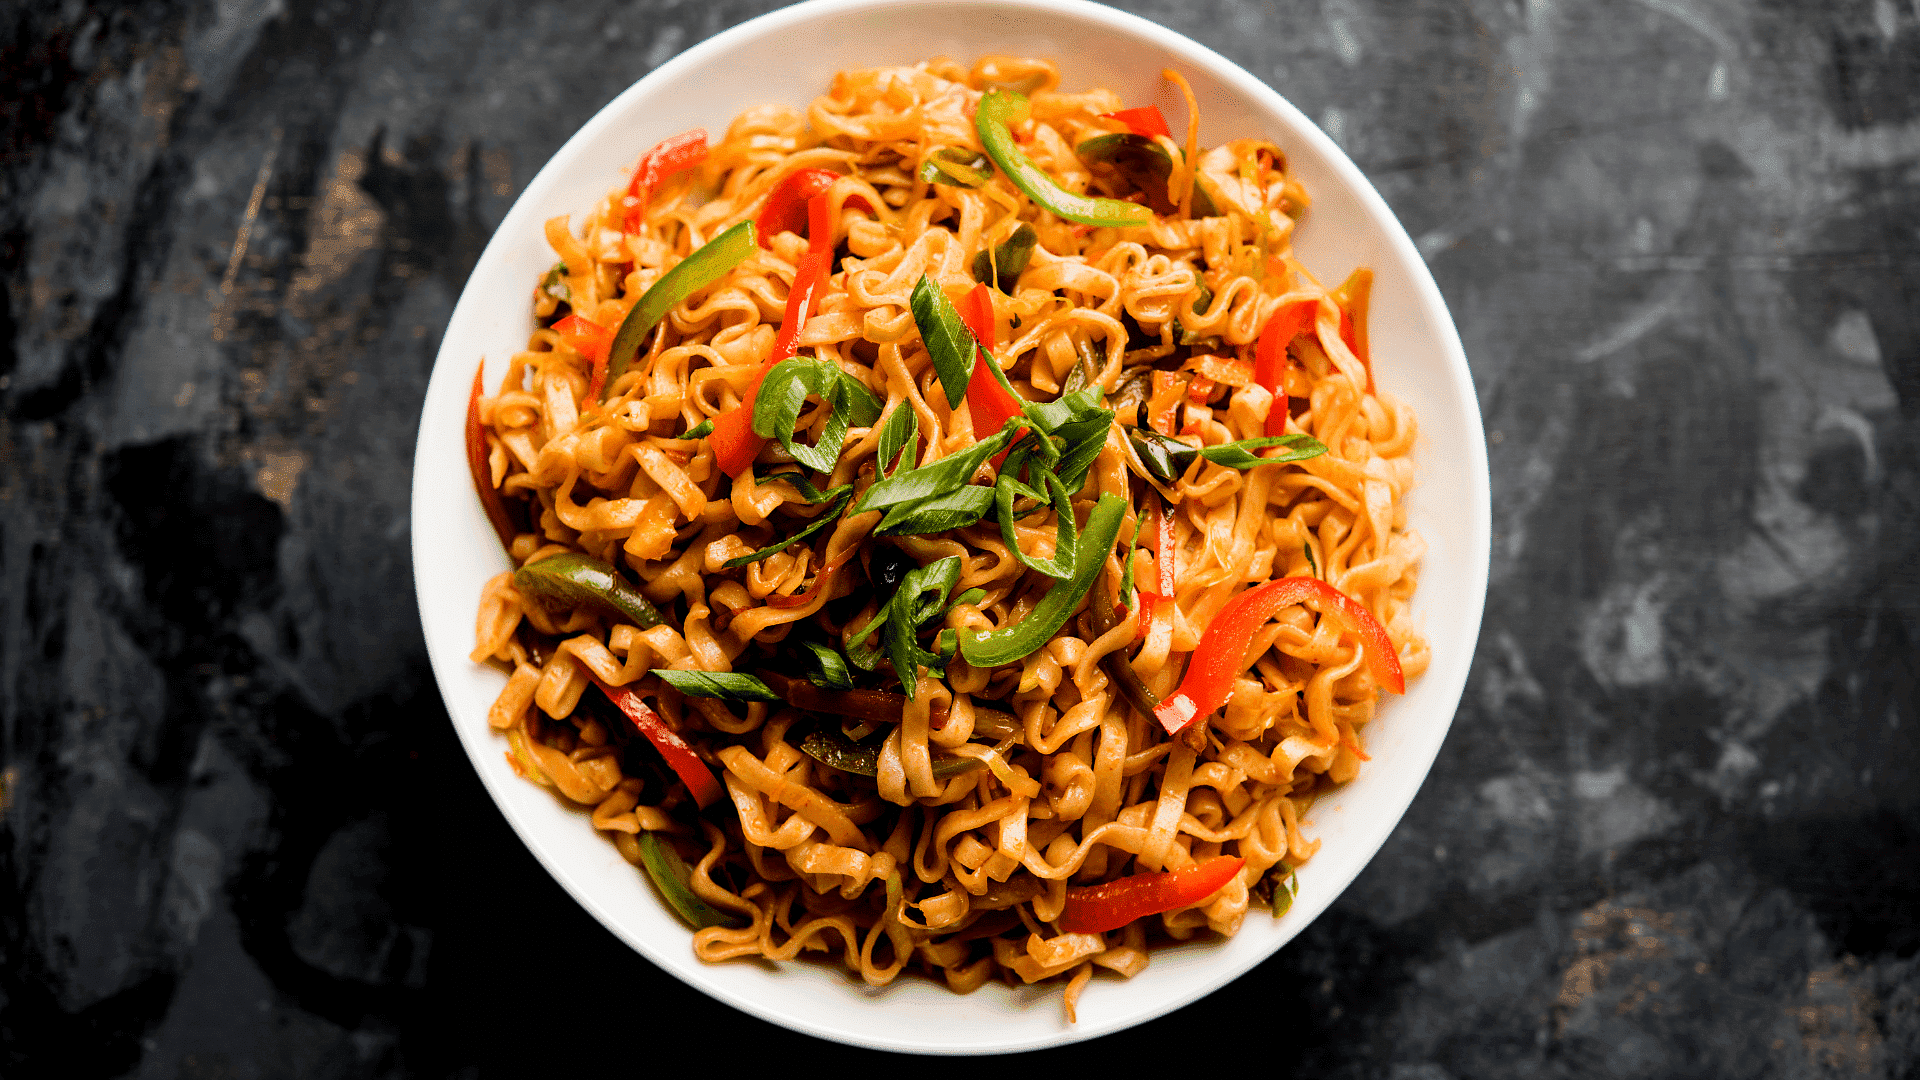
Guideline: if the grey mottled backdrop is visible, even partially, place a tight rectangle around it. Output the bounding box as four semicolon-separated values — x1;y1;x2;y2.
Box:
2;0;1916;1075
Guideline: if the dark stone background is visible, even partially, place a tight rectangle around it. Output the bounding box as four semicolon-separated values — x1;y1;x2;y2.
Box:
2;0;1916;1075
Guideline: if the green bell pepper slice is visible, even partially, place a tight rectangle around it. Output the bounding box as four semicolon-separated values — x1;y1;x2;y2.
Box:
799;729;984;781
514;552;664;629
637;832;746;930
959;493;1127;667
974;91;1154;229
604;219;757;398
971;222;1038;293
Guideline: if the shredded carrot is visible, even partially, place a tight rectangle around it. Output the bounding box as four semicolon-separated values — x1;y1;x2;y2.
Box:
1163;68;1201;219
1187;354;1256;388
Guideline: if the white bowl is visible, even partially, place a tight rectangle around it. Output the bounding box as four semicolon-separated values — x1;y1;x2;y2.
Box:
412;0;1489;1054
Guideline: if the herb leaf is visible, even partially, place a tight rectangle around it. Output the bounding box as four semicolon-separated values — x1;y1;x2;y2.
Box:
875;484;995;536
996;473;1045;503
752;356;852;473
852;421;1023;515
994;470;1076;580
759;469;840;504
846;625;885;672
676;419;714;440
1053;418;1113;494
1023;385;1112;492
721;487;853;568
909;274;977;408
798;641;855;690
1197;433;1328;469
651;669;782;702
1130;428;1199;484
840;372;883;427
877;403;918;479
1021;383;1102;432
848;555;964;698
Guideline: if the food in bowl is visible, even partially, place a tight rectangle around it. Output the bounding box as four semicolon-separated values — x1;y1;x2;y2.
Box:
464;55;1426;1020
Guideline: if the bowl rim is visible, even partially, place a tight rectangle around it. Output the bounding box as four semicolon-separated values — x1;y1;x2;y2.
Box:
412;0;1490;1054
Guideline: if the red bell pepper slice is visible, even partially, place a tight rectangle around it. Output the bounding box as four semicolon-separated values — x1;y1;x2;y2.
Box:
708;248;830;476
466;362;522;552
1134;496;1175;601
591;674;724;809
1131;497;1176;638
553;313;615;402
1186;373;1216;405
1058;856;1244;933
623;130;708;236
710;196;836;477
755;168;873;249
1253;298;1317;437
1101;106;1172;140
957;281;995;347
806;191;836;256
957;284;1025;443
1152;576;1405;735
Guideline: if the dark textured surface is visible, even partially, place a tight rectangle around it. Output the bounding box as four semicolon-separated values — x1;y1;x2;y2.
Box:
3;0;1917;1074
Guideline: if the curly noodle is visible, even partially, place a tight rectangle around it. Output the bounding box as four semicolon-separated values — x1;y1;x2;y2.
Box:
469;56;1427;1018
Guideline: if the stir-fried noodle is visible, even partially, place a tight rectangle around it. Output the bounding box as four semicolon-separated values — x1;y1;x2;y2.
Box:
468;56;1427;1019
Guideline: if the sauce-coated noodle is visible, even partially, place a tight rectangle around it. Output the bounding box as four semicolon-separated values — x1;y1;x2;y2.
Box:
470;57;1426;1017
